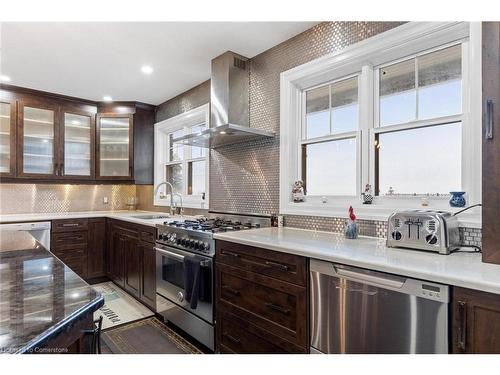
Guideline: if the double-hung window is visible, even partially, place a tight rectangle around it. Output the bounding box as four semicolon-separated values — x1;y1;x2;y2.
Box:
154;104;209;208
374;44;463;197
302;76;359;197
280;22;481;223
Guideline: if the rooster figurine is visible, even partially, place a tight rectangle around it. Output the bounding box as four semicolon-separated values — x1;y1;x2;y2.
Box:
344;206;359;239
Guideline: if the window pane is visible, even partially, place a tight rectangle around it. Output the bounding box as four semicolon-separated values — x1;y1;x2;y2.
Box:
303;138;356;196
188;160;205;195
169;129;184;161
376;122;461;196
380;59;416;126
418;45;462;119
191;123;207;159
331;77;358;133
165;163;183;193
306;85;329;139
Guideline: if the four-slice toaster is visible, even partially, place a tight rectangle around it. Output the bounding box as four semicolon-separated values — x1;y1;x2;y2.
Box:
387;210;460;255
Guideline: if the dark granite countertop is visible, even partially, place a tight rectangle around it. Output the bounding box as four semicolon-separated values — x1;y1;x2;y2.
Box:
0;230;104;354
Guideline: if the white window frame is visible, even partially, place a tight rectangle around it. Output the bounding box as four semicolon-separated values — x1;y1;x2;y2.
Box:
154;104;209;209
279;22;482;227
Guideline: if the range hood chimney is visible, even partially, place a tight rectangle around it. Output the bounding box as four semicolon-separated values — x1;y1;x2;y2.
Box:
173;51;275;148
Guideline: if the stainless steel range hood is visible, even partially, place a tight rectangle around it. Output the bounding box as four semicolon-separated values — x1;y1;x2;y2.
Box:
173;51;275;149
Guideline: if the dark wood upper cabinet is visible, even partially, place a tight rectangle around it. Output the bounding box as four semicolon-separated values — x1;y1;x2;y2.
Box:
59;104;96;180
0;85;156;184
482;22;500;265
96;113;134;181
0;96;17;177
17;97;60;179
452;287;500;353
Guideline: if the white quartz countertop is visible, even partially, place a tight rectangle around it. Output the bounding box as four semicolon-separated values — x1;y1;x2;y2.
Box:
214;227;500;295
0;210;193;228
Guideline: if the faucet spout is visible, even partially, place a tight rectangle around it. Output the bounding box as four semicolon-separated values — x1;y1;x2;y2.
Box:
153;181;176;215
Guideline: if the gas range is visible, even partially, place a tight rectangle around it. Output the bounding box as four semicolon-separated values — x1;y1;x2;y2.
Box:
155;213;270;257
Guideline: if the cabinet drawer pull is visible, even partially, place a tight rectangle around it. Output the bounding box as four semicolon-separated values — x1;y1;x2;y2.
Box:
265;302;290;315
223;333;241;344
486;99;494;140
61;223;80;227
221;285;241;296
264;261;290;271
221;250;240;258
458;301;467;352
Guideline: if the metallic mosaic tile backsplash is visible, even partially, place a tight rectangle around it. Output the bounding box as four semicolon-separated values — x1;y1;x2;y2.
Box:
285;214;482;248
210;21;404;214
0;184;137;214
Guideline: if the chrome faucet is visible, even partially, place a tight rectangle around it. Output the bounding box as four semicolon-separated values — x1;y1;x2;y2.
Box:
154;181;176;216
172;193;184;216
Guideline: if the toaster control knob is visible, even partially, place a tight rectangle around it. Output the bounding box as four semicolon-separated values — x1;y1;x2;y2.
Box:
426;234;438;245
391;231;402;241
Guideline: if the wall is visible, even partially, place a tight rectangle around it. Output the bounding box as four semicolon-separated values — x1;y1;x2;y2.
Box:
0;184;137;214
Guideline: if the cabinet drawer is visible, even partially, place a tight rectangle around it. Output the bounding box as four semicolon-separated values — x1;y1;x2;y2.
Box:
52;219;89;232
216;263;307;347
52;231;88;248
216;240;307;286
217;308;305;353
139;229;155;244
52;244;86;258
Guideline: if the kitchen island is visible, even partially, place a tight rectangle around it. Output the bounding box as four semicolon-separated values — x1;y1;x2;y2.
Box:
0;230;104;354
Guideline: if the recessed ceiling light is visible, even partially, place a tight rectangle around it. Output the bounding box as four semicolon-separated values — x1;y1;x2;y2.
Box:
0;75;11;82
103;96;113;102
141;65;153;75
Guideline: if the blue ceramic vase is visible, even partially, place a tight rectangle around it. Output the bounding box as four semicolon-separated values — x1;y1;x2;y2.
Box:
345;220;359;239
449;191;466;207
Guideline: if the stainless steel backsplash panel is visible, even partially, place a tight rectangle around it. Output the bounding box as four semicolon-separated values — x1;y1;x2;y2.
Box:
0;184;137;214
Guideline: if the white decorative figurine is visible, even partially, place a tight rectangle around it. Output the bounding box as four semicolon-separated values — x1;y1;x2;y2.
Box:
362;183;373;205
292;180;305;203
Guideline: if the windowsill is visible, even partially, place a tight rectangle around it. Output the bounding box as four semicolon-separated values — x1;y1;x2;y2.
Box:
281;200;481;228
153;198;208;210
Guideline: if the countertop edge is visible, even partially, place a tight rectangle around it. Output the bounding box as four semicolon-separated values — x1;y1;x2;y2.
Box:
15;294;104;354
213;231;500;296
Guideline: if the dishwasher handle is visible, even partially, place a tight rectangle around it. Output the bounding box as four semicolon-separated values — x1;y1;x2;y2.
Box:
334;265;405;289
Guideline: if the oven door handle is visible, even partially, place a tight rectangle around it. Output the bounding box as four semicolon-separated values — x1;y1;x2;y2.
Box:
154;247;185;261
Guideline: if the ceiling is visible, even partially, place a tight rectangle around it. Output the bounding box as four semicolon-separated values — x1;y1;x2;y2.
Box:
0;22;318;105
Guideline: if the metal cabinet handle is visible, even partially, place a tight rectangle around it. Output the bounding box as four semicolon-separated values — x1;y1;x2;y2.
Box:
221;285;241;296
223;333;241;344
264;260;290;271
221;250;240;258
458;301;467;352
265;302;290;315
62;223;80;227
486;99;494;140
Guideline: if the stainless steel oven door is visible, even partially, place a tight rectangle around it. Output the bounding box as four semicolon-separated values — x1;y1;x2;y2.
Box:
155;244;213;323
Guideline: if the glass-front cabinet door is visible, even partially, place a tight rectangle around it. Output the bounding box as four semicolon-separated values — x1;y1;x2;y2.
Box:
18;100;59;178
0;99;16;176
60;109;95;179
96;114;133;179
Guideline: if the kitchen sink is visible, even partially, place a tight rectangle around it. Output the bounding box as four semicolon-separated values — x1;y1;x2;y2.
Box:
130;214;170;220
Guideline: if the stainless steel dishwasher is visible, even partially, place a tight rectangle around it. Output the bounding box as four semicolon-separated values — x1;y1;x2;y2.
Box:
310;259;449;354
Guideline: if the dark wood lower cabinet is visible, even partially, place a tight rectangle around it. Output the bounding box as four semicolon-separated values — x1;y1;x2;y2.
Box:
106;219;156;310
87;218;106;278
215;241;308;353
452;287;500;353
51;217;156;311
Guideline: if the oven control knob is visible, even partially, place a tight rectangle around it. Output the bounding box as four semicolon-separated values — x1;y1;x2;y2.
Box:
194;241;201;250
169;233;177;243
176;291;184;302
176;238;182;245
189;240;195;248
